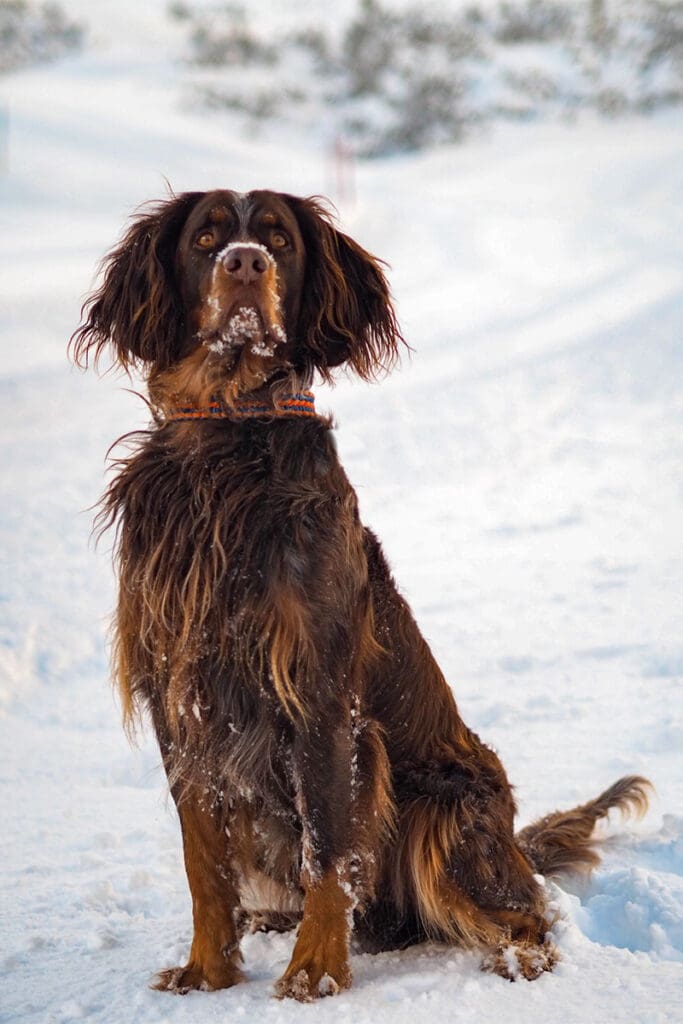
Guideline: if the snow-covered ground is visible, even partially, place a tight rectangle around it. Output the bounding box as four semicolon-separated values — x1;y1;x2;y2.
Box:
1;4;682;1022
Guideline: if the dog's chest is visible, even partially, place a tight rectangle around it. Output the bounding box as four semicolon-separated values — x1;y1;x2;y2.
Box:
211;687;295;811
150;422;334;598
115;421;350;808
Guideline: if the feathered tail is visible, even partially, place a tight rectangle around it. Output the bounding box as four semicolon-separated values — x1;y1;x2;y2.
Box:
516;775;652;878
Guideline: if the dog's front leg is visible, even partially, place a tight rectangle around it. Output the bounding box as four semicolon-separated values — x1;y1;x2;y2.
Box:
276;712;356;1001
153;796;244;994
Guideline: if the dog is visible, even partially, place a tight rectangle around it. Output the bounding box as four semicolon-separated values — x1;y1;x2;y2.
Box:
71;189;650;1000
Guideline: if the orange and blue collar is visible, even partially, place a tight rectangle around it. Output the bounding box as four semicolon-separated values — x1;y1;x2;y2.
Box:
166;391;317;422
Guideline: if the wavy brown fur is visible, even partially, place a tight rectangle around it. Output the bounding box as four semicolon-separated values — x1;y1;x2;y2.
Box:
70;193;204;373
72;188;651;1000
516;775;652;878
284;196;404;382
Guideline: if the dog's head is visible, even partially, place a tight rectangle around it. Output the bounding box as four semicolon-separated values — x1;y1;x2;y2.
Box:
70;189;403;408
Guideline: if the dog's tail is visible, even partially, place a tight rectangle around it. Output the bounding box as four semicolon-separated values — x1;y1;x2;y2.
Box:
516;775;652;878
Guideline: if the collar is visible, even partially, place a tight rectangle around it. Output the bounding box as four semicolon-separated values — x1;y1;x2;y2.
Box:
165;391;318;422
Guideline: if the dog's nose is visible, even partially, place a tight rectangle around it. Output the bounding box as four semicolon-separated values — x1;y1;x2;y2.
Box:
222;245;269;285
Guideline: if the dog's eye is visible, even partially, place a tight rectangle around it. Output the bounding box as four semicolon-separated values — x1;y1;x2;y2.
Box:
195;231;216;250
271;232;289;249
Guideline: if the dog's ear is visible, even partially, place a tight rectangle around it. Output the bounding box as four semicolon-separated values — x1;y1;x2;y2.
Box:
287;196;404;382
69;192;201;372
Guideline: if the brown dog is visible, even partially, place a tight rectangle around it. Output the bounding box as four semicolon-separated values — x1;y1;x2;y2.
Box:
71;189;650;1000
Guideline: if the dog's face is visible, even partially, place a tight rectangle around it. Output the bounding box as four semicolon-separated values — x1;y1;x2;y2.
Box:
173;191;308;397
70;188;403;406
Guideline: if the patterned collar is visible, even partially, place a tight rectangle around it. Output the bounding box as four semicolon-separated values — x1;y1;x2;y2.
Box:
165;391;317;421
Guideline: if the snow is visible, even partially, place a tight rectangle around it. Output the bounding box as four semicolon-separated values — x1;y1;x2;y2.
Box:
214;306;278;356
216;240;276;266
1;4;682;1023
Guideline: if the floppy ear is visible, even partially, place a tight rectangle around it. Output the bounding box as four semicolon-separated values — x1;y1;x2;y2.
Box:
286;196;404;382
69;192;202;372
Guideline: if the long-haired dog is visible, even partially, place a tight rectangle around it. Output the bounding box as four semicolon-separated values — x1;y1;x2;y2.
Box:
71;189;650;1000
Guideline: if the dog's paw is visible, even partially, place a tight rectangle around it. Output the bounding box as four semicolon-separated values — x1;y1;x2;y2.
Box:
481;939;557;982
152;959;244;994
274;960;351;1002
